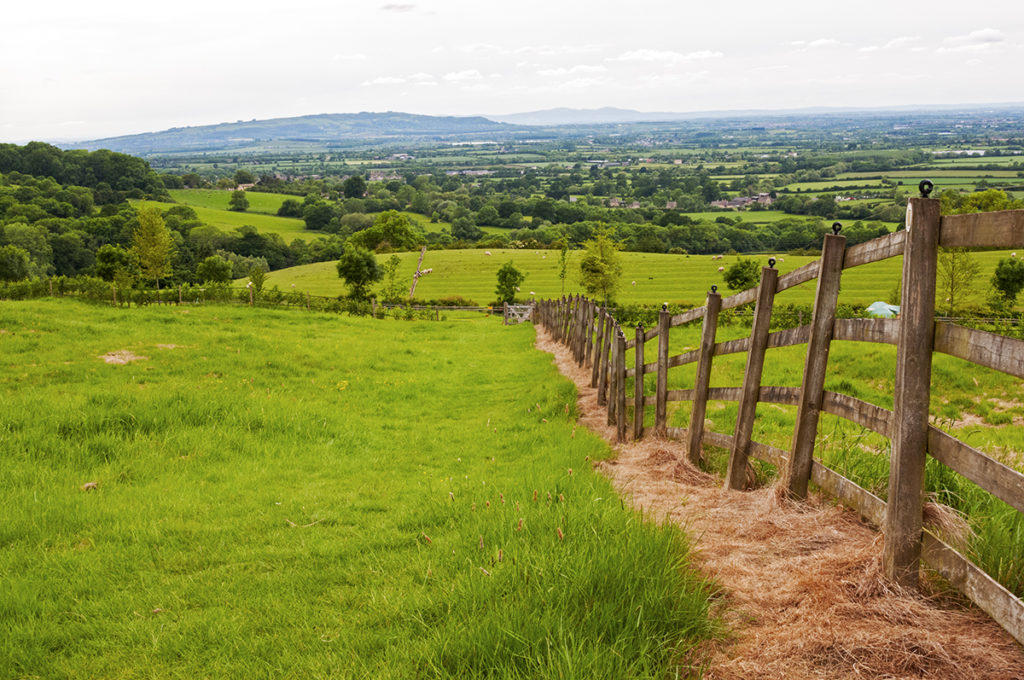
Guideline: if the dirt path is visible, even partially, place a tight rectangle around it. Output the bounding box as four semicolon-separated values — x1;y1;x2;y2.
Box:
536;327;1024;680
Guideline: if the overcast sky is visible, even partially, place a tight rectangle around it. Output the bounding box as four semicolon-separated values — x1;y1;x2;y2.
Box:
2;0;1021;142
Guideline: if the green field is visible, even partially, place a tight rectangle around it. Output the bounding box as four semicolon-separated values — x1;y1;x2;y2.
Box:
136;200;323;243
168;189;301;215
0;300;716;678
261;248;1018;309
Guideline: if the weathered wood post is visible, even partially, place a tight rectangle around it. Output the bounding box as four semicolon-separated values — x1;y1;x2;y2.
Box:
584;301;596;368
884;193;940;588
786;225;847;498
112;285;117;307
49;279;54;297
654;305;671;435
725;262;779;490
597;314;613;405
634;324;645;440
248;283;254;307
687;288;722;465
591;308;605;387
616;329;628;442
607;324;619;424
503;301;509;326
178;285;183;305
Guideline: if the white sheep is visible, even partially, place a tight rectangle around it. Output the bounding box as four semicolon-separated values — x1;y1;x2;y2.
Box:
1012;252;1017;257
718;266;725;272
631;281;636;286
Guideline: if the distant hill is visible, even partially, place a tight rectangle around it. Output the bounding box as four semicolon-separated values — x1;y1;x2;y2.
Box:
485;107;699;126
72;112;522;155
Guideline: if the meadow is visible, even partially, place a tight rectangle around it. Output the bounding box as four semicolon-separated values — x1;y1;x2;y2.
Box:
261;247;1019;310
0;301;717;679
135;199;322;243
168;189;301;215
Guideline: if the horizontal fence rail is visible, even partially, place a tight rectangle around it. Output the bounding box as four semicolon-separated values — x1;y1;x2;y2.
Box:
536;198;1024;647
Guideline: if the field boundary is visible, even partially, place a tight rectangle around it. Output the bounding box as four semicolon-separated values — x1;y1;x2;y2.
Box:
537;194;1024;645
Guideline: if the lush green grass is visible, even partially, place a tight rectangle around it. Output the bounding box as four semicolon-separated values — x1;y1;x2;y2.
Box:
168;189;300;215
263;247;1019;309
136;200;322;243
0;300;717;679
624;322;1024;596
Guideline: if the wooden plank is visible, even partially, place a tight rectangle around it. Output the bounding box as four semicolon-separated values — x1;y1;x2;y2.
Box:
665;388;695;402
590;308;605;388
634;325;645;440
787;232;846;499
654;309;671;435
703;430;734;450
885;196;940;588
714;337;750;356
616;331;628;442
720;287;758;311
766;325;811;349
940;210;1024;249
843;230;906;269
833;318;899;345
688;291;721;465
607;324;619;425
922;533;1024;647
928;427;1024;514
644;326;659;343
776;261;820;293
811;461;888;527
597;314;613;406
642;360;659;374
670;305;707;327
665;426;688;441
934;322;1024;379
758;386;801;405
750;441;789;469
667;349;700;368
822;391;894;438
584;301;595;368
727;266;779;491
707;387;743;402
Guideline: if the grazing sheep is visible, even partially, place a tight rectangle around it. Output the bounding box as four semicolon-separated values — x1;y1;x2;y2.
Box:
631;281;636;286
718;266;725;272
485;251;492;256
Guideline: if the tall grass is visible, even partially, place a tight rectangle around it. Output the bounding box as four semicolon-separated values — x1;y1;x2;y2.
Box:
0;300;717;679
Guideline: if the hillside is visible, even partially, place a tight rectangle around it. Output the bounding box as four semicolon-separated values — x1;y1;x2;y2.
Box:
73;112;523;155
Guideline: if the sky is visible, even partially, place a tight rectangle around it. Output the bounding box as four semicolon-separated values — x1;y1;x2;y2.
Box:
2;0;1022;142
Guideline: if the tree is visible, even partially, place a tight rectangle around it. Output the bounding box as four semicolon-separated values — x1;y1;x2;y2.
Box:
991;257;1024;303
342;175;367;199
378;254;404;303
348;210;424;252
0;245;31;281
451;216;483;241
937;247;980;316
578;230;622;303
248;266;266;295
233;169;255;185
95;244;136;282
336;247;382;299
229;190;249;212
131;206;174;288
495;260;526;304
556;238;570;296
303;202;336;231
277;199;303;217
196;255;233;283
723;258;761;291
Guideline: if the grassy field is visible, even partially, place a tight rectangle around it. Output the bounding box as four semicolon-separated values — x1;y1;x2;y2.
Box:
0;301;717;678
136;200;322;243
622;322;1024;596
168;189;300;215
261;247;1018;309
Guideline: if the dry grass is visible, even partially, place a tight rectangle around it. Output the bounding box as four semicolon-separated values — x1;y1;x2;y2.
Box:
536;327;1024;680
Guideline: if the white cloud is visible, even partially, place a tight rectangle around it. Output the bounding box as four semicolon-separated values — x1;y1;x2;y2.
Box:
940;28;1006;52
407;72;434;81
612;49;722;63
442;69;484;82
537;64;607;77
361;76;407;86
858;36;920;53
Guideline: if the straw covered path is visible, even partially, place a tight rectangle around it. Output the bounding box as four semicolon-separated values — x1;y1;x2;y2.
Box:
536;326;1024;680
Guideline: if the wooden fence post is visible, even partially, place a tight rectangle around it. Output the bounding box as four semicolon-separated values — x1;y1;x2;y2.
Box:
584;301;596;368
112;285;117;307
687;289;721;465
634;324;645;440
725;265;779;490
786;230;847;498
591;308;605;387
503;301;509;326
248;284;254;307
597;315;613;405
49;279;54;296
616;329;628;442
884;196;940;588
654;306;671;435
606;324;619;424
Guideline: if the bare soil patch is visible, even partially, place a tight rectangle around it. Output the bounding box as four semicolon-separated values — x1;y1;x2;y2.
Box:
99;350;148;365
536;327;1024;680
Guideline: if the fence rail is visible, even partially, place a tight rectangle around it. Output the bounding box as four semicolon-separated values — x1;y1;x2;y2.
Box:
536;200;1024;646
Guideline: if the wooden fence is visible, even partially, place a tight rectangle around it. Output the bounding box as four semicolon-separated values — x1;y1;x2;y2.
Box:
536;194;1024;646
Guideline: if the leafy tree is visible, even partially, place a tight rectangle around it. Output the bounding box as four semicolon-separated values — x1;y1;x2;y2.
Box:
342;175;367;199
229;190;249;212
378;254;405;303
277;199;303;217
336;247;382;299
556;238;570;296
196;255;233;283
95;244;136;282
495;260;526;304
233;169;255;185
578;230;622;303
991;257;1024;303
451;216;482;241
2;222;53;277
248;266;266;295
723;257;761;291
348;210;424;252
0;245;31;281
302;202;335;231
937;247;980;316
132;205;174;288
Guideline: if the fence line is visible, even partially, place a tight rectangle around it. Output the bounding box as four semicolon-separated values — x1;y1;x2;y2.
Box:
537;193;1024;646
